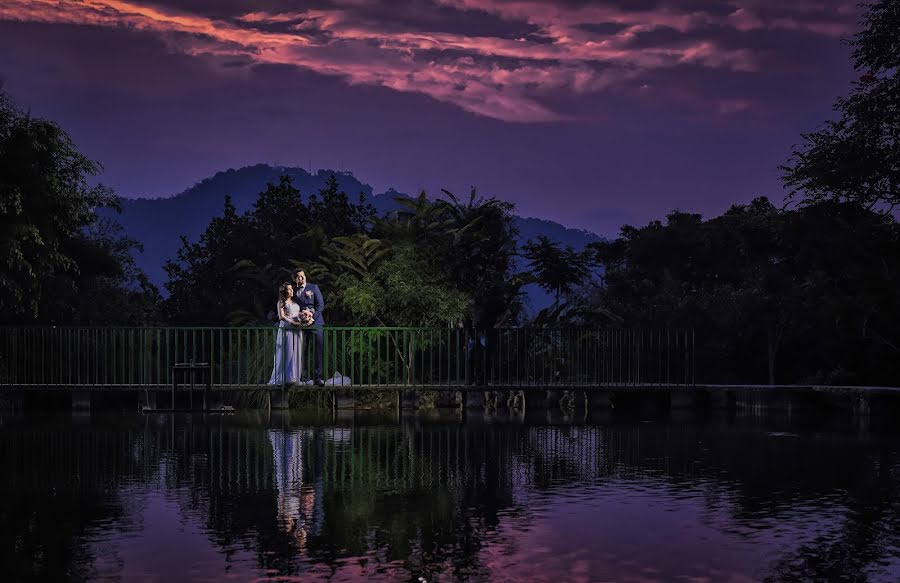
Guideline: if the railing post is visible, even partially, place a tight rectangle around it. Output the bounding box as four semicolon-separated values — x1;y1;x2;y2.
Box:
1;324;701;394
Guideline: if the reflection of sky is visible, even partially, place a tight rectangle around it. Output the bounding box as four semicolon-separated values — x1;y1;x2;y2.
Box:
7;420;900;582
84;476;841;582
88;491;381;582
76;427;879;582
90;490;262;582
480;485;780;582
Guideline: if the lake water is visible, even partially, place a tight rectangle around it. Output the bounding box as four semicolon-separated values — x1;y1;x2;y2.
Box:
2;409;900;582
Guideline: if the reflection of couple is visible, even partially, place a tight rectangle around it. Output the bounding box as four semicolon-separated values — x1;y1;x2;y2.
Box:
268;429;324;551
268;268;325;386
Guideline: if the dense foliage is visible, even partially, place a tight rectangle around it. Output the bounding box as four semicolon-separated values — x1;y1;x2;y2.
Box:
3;1;899;385
781;0;899;210
579;198;900;385
163;179;522;329
0;91;159;324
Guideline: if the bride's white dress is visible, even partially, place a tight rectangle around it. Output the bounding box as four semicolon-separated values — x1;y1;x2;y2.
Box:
268;302;304;385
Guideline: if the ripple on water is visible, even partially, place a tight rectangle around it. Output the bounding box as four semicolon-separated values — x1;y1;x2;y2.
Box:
2;413;900;582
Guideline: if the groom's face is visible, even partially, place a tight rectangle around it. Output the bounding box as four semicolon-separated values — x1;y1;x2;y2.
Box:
294;271;306;287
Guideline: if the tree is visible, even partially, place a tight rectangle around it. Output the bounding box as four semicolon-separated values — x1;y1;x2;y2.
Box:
431;188;524;327
371;187;525;328
781;0;900;210
164;195;255;324
0;90;159;323
584;198;900;385
335;241;468;327
58;219;162;324
776;1;900;381
164;175;377;325
164;178;528;333
522;235;593;305
321;233;389;325
306;174;376;237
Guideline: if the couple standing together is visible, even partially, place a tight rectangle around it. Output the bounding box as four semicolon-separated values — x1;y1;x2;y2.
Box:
268;268;326;386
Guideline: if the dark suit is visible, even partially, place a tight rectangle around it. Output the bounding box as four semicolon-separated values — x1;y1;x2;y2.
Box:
294;283;325;379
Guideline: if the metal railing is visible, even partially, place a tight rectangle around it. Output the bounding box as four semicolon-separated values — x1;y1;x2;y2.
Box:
0;326;695;388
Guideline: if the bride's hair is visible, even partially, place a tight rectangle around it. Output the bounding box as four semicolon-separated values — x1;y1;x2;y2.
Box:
278;282;292;304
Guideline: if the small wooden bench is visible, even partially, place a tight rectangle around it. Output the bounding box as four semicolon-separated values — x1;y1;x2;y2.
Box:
171;361;211;410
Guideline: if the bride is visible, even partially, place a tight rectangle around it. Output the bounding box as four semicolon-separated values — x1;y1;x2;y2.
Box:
268;282;305;385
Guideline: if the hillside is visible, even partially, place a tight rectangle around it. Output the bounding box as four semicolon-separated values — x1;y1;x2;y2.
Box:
109;164;603;311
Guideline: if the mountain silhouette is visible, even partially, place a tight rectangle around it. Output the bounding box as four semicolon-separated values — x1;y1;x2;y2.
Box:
110;164;602;312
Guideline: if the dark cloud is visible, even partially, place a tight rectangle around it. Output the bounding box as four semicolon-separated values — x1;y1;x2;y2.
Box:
0;0;859;121
0;0;860;232
574;22;630;35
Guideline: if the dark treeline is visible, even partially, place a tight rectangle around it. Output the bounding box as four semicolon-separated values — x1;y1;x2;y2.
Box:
582;200;900;385
0;0;897;385
0;91;161;325
162;178;523;330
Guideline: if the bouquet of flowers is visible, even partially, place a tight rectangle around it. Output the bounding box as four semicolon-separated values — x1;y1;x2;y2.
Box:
295;309;314;327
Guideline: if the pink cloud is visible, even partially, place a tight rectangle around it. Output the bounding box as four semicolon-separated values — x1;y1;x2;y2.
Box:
726;1;857;36
0;0;855;122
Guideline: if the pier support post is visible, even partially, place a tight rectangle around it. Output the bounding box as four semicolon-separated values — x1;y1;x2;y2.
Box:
335;408;355;423
707;389;732;410
267;409;290;428
588;391;613;410
670;390;695;410
140;389;158;411
852;392;871;433
333;388;357;409
670;389;706;423
72;391;91;414
768;389;796;415
465;390;485;410
852;392;871;417
507;390;525;412
495;391;509;410
484;390;506;411
577;390;589;412
399;389;417;410
560;390;588;411
545;389;563;409
268;388;289;410
0;392;25;414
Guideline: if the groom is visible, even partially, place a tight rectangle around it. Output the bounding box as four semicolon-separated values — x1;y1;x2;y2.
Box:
292;268;325;385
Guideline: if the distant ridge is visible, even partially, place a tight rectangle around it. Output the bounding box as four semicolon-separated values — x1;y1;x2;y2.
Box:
109;164;603;311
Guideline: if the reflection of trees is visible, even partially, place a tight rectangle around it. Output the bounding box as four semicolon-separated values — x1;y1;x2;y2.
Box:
761;443;900;582
0;415;155;582
151;417;900;581
265;420;900;581
571;420;900;582
3;413;900;581
134;419;534;579
298;424;528;580
156;416;298;575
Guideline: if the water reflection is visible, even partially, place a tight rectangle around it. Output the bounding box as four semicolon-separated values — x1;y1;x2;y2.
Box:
1;411;899;582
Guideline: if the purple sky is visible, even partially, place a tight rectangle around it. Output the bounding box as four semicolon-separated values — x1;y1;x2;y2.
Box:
0;0;860;236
